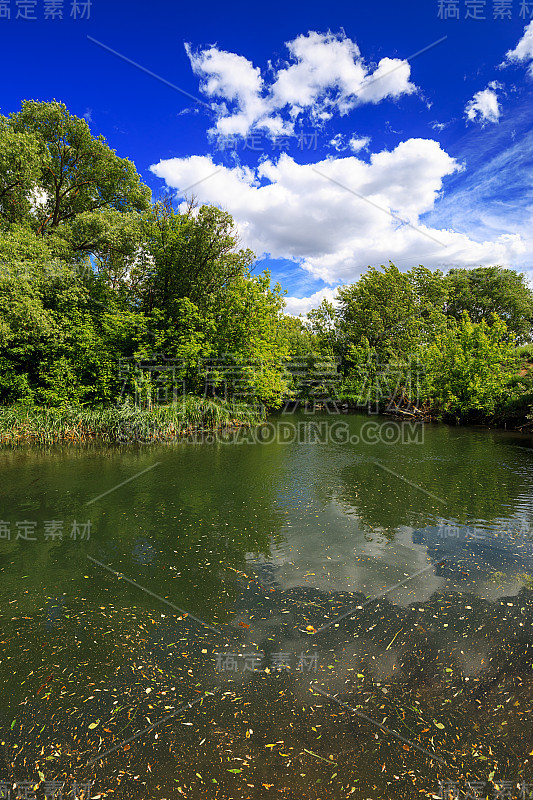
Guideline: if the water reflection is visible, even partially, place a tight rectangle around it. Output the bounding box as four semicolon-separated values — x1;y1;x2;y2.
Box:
1;415;533;799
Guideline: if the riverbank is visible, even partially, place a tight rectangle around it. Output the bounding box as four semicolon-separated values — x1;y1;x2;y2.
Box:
381;393;533;430
2;391;532;447
305;394;533;430
0;399;266;445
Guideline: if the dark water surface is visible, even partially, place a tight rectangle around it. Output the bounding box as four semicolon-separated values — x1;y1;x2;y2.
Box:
1;412;533;800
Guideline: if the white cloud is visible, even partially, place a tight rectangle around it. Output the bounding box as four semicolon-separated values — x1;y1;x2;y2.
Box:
503;20;533;75
150;139;525;287
348;135;370;152
184;43;284;137
28;187;49;211
185;31;417;138
329;133;346;151
328;133;370;152
355;56;414;104
465;86;501;125
284;287;339;317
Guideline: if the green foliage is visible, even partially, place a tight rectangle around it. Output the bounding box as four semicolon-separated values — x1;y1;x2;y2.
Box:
9;100;150;236
0;399;265;444
0;102;291;414
1;99;532;428
336;263;447;365
307;263;532;423
210;271;290;407
0;119;47;227
515;343;533;361
138;199;255;314
420;313;518;419
307;299;338;357
444;266;533;343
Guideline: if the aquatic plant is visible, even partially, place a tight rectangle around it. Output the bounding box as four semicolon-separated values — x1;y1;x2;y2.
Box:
0;398;265;445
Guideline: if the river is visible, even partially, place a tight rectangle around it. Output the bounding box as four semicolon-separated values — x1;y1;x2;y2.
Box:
1;412;533;800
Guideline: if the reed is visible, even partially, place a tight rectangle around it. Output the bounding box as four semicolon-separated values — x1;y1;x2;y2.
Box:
0;399;266;445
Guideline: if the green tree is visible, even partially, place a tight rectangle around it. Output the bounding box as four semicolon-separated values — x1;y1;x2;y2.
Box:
444;266;533;343
307;299;338;357
210;271;290;407
8;100;150;240
0;120;47;226
0;223;143;406
138;199;255;314
421;312;518;419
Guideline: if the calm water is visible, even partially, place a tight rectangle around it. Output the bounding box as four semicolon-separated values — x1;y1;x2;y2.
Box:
1;412;533;800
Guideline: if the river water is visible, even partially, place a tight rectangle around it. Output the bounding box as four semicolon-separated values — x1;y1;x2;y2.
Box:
1;412;533;800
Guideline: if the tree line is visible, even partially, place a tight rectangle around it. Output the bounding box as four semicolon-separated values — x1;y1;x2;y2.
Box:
1;100;532;424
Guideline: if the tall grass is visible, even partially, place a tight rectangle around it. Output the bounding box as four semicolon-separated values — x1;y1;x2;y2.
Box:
516;344;533;361
0;398;266;445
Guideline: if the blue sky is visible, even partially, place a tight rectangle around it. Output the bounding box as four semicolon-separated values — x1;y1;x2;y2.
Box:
2;0;533;312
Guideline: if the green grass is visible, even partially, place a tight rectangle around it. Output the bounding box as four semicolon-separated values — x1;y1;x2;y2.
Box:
515;343;533;360
0;398;266;445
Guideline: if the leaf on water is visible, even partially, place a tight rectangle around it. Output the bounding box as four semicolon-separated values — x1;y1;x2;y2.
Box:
433;720;445;729
88;720;100;730
227;769;242;773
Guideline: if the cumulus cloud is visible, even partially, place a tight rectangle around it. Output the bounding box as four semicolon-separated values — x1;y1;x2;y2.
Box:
329;133;346;151
465;84;501;125
503;20;533;74
328;133;370;152
185;31;417;137
150;139;525;287
348;135;370;152
284;287;339;317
